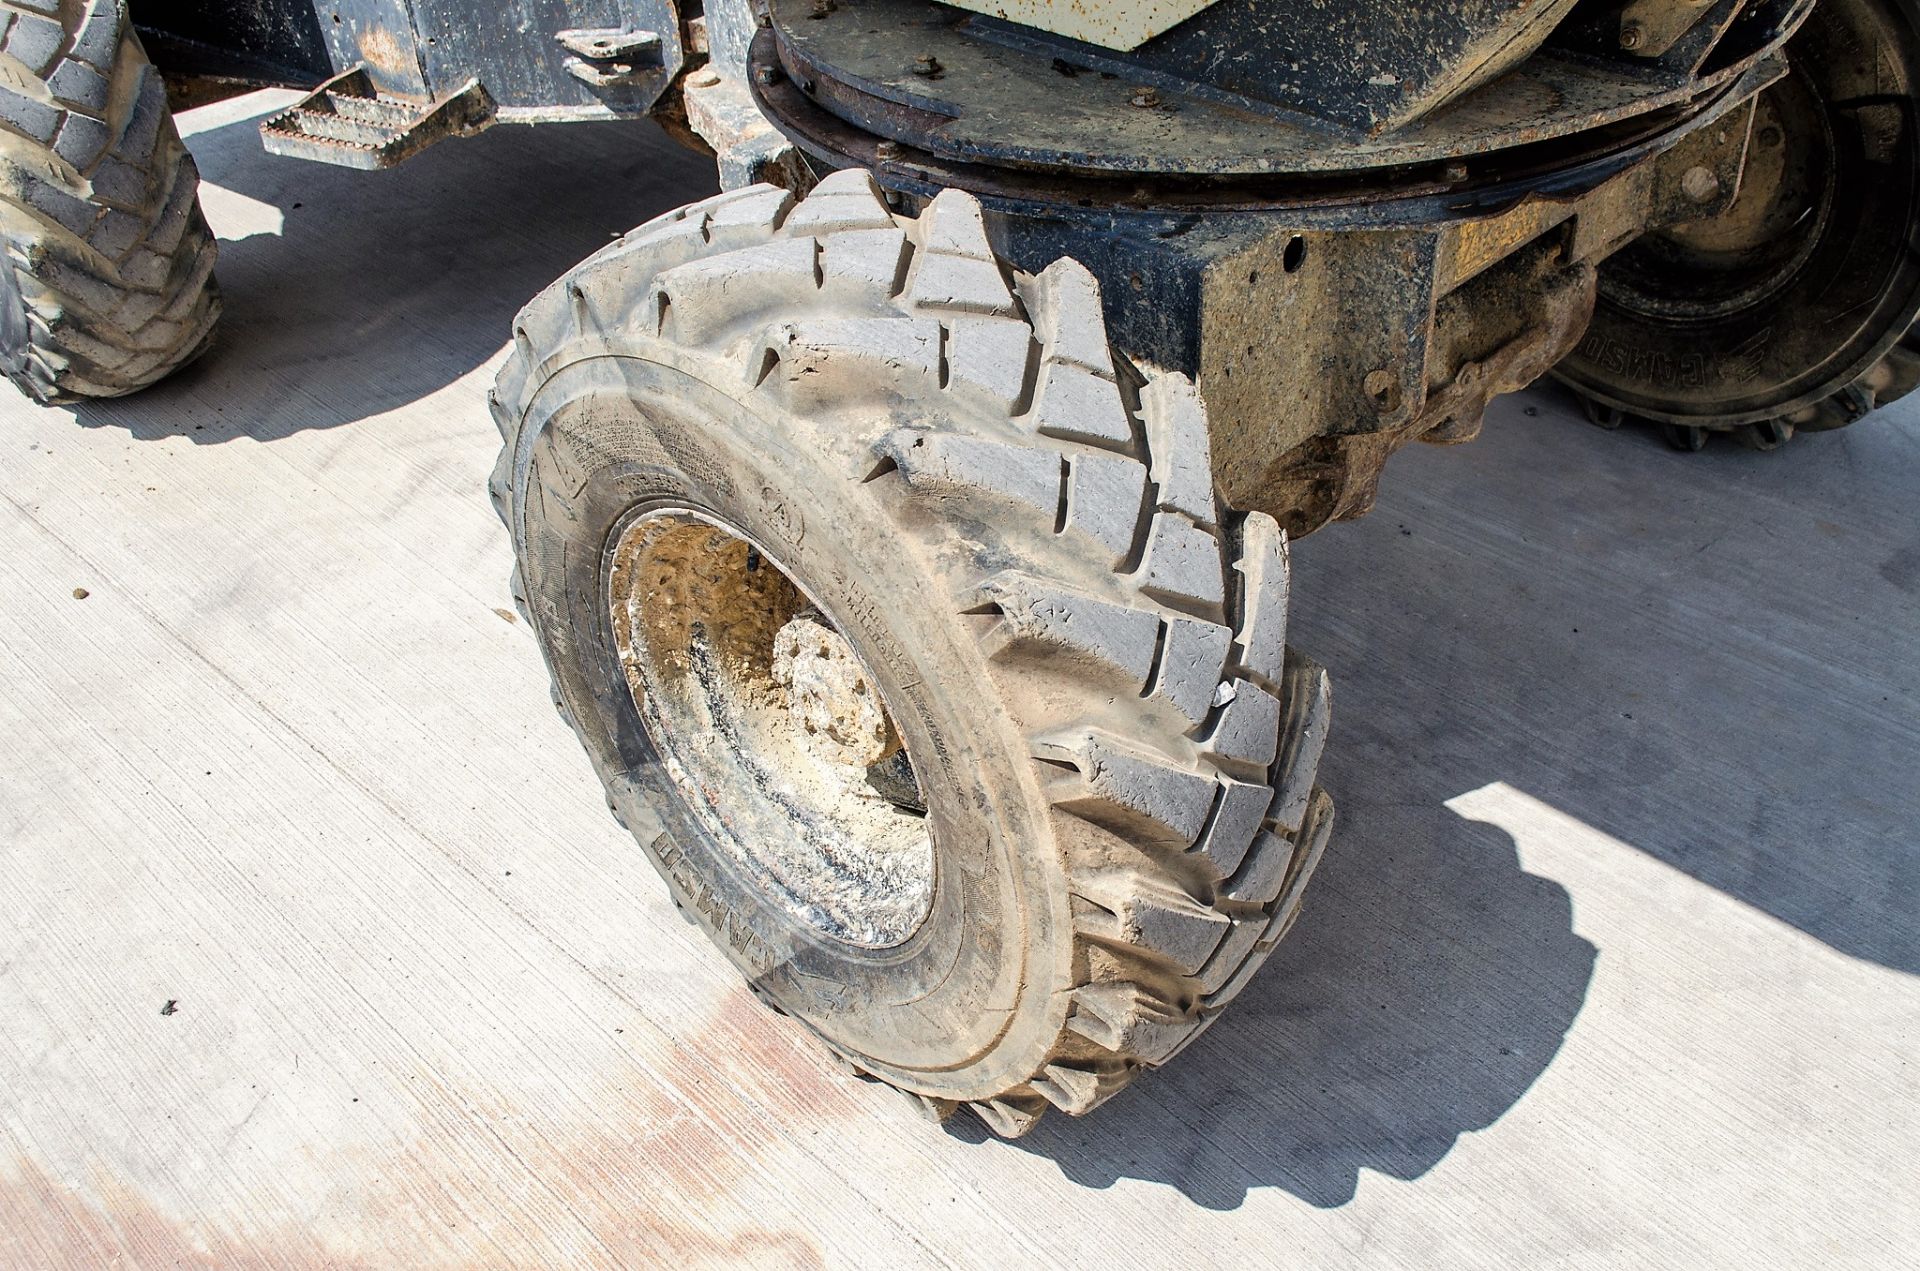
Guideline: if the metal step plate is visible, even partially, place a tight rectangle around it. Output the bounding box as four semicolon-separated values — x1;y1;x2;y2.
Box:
261;67;496;170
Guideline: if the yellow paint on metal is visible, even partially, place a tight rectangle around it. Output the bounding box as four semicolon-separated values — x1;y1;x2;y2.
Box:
939;0;1225;52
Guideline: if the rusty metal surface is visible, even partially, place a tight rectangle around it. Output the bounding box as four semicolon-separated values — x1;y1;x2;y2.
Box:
1622;0;1741;60
1204;94;1760;532
961;0;1588;134
144;1;687;121
1558;0;1760;70
1235;232;1599;530
684;67;816;189
765;0;1809;176
753;27;1785;212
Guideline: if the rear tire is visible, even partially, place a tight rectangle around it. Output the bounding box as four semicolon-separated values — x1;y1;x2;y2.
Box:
1556;0;1920;446
491;175;1335;1136
0;0;220;404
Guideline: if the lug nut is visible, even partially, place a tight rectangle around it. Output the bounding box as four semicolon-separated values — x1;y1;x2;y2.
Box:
911;53;942;77
753;63;780;86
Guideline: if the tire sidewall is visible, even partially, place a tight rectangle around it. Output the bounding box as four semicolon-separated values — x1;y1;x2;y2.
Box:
510;350;1076;1101
0;255;30;380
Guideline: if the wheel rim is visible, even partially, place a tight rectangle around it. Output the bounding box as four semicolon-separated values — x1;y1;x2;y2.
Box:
1598;73;1836;320
605;507;935;949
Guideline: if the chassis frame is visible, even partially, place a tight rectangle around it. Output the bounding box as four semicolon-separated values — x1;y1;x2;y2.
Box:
131;0;1811;532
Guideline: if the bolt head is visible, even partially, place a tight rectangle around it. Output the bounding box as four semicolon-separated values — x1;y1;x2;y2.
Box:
1620;21;1644;49
1363;369;1402;414
1680;165;1721;202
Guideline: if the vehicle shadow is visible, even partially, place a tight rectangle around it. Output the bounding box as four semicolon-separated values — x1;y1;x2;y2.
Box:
976;388;1917;1207
68;93;718;443
1331;391;1920;981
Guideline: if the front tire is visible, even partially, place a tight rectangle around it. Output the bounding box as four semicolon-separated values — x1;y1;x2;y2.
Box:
0;1;220;403
490;176;1334;1135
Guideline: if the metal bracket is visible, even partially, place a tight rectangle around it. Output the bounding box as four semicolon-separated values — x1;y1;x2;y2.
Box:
556;27;665;60
556;27;664;89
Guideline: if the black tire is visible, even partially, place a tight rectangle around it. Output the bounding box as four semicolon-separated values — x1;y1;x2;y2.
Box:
0;0;219;404
490;175;1334;1136
1556;0;1920;446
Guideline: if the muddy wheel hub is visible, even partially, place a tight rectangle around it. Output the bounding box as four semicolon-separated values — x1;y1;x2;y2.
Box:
772;614;898;767
606;508;933;948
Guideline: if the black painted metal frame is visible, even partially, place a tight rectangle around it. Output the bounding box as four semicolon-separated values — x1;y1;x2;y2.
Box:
135;0;687;120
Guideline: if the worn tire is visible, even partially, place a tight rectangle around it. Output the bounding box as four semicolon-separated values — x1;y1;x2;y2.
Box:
0;0;219;404
491;175;1334;1136
1555;0;1920;449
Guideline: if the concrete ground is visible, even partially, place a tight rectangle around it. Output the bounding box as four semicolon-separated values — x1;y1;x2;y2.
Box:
3;92;1916;1269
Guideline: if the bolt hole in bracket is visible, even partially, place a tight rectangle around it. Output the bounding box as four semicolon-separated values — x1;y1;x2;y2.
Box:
557;26;665;89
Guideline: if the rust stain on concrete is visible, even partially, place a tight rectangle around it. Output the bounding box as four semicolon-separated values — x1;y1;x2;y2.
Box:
2;991;841;1268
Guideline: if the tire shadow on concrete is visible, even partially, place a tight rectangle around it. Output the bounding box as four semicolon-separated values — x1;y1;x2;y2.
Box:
66;93;718;443
950;733;1596;1210
1314;389;1920;978
976;386;1917;1207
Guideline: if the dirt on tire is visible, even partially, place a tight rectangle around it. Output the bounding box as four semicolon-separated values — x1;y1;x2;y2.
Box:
0;0;220;403
490;174;1335;1136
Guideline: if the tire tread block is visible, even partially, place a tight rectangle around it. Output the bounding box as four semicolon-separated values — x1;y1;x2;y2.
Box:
972;569;1160;687
1037;728;1217;847
1268;654;1332;836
